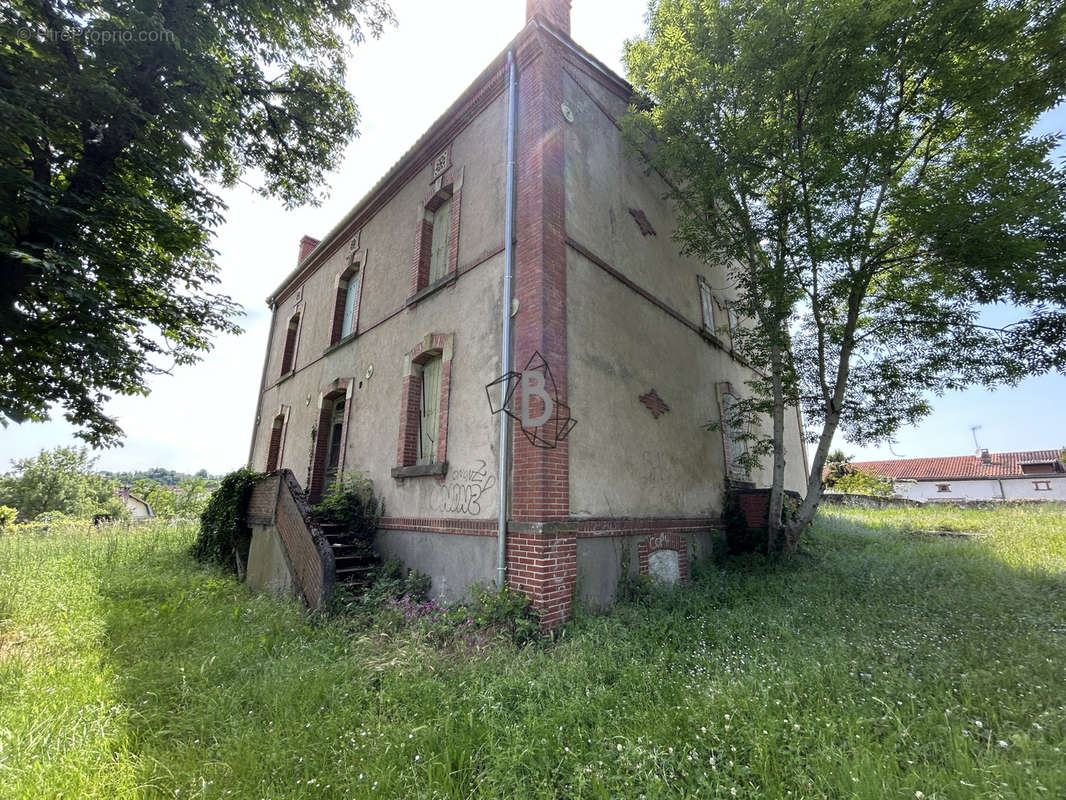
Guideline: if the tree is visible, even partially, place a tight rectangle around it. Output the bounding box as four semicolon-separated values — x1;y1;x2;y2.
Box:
625;0;1066;551
0;0;394;445
831;469;895;497
823;449;854;489
0;446;119;520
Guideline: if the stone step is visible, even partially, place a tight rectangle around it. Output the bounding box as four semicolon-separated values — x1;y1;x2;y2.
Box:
335;554;375;568
336;565;376;583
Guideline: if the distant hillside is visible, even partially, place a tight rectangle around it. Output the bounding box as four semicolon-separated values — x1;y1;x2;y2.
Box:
98;468;221;487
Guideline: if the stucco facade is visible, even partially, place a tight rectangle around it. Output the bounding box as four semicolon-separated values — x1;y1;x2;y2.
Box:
851;449;1066;503
247;0;809;622
894;477;1066;502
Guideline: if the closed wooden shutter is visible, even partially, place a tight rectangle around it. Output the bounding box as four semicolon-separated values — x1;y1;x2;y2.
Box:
722;393;747;480
418;357;442;463
699;279;714;330
341;270;359;338
325;398;346;484
428;198;452;284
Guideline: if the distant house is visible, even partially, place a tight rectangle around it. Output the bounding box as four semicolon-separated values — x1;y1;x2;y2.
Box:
116;486;153;519
850;449;1066;501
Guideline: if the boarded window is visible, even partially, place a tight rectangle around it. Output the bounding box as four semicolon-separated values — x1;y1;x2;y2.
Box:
418;356;442;464
428;198;452;284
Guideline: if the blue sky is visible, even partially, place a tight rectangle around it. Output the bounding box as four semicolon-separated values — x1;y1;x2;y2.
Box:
1;0;1063;473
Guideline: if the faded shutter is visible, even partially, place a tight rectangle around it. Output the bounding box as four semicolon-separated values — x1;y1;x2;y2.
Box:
341;270;359;338
722;393;747;480
418;357;442;463
428;198;452;284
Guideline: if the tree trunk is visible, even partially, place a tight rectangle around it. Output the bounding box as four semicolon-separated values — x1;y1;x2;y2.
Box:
766;341;788;553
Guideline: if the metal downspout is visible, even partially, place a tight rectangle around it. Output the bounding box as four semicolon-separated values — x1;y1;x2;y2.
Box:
497;49;518;590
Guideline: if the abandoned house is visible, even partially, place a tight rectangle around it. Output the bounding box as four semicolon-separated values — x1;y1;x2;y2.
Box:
245;0;809;626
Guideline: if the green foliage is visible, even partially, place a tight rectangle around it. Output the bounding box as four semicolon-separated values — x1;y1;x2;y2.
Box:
312;472;383;544
0;504;15;527
457;583;541;646
3;507;1064;796
0;446;118;520
832;469;895;497
190;467;260;571
824;450;854;487
616;546;653;603
625;0;1066;541
0;0;395;445
358;557;432;608
100;467;220;487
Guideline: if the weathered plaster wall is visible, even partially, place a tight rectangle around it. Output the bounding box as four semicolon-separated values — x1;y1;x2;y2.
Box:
561;66;807;518
575;529;716;610
375;530;497;603
895;477;1066;501
250;90;509;523
246;524;297;598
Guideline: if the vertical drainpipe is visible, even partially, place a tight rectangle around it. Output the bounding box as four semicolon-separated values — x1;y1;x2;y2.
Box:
497;49;518;591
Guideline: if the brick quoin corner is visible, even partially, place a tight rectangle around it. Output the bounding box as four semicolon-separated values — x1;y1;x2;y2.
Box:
505;12;575;629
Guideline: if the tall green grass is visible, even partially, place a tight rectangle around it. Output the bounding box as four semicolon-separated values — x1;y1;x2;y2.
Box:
0;507;1063;799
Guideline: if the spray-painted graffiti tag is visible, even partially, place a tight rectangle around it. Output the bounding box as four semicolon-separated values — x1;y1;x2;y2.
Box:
431;460;497;516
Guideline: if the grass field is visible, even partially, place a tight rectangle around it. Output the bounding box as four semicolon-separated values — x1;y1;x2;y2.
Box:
0;504;1064;799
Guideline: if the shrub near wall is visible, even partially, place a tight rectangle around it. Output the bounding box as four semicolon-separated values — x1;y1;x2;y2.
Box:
191;467;261;574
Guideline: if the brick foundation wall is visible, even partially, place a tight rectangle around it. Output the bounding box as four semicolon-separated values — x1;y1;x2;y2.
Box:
506;526;577;629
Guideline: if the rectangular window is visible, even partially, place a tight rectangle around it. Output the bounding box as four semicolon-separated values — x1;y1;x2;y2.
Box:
428;197;452;284
418;356;442;464
341;269;360;338
721;392;748;481
698;276;714;332
937;484;951;493
324;397;346;487
280;314;300;375
726;302;739;343
1033;480;1051;491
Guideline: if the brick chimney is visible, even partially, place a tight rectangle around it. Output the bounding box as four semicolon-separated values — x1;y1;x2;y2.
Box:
298;235;320;265
527;0;571;36
977;448;991;464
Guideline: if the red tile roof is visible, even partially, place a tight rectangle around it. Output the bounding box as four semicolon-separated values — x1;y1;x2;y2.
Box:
850;450;1064;480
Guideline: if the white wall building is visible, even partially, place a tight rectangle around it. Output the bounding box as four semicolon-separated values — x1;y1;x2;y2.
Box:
851;449;1066;502
116;486;153;519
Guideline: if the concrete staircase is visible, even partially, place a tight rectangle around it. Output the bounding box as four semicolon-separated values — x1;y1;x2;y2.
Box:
318;522;379;594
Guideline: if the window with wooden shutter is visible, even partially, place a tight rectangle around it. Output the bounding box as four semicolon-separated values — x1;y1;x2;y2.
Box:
324;397;346;487
418;356;442;464
280;313;300;375
722;392;748;480
698;276;714;331
341;268;359;338
428;198;452;284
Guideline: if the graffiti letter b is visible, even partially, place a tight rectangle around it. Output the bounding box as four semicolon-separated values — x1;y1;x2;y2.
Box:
521;370;553;427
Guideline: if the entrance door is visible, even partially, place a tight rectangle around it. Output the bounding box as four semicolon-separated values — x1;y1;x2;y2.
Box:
323;396;346;488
